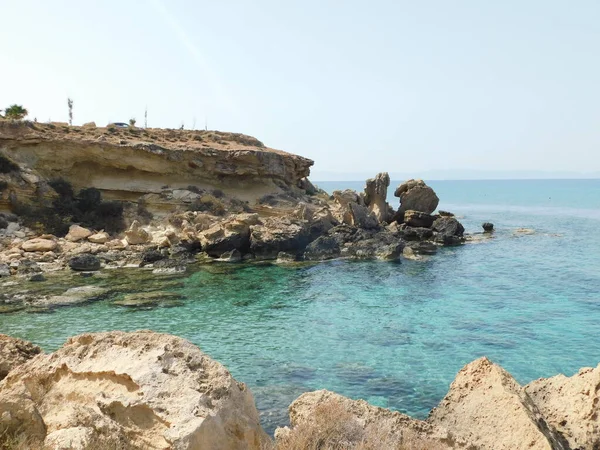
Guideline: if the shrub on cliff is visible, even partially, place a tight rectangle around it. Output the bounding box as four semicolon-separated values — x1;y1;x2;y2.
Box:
3;105;28;121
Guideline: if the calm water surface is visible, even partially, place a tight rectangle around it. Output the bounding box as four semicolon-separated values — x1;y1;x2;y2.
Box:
1;179;600;434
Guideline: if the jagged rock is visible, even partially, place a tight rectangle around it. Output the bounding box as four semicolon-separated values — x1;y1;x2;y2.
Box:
250;218;311;259
482;222;494;232
33;286;109;307
65;225;93;242
139;248;167;267
298;177;317;195
428;357;566;450
21;238;57;252
0;331;267;449
332;190;379;229
394;179;439;214
200;219;251;257
304;236;341;260
432;217;465;246
364;172;392;222
68;254;101;271
276;390;468;449
88;231;109;244
125;220;151;245
525;365;600;449
399;226;434;241
0;334;42;381
404;210;435;228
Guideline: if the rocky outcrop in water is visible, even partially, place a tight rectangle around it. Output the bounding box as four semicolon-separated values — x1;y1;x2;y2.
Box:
394;178;440;215
0;331;267;449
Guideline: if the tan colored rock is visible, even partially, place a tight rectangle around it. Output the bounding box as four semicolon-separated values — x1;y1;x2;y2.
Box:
0;334;42;380
395;179;439;214
82;121;96;128
106;238;127;250
428;357;565;449
125;220;151;245
87;231;109;244
277;390;469;449
525;365;600;449
21;238;57;252
0;331;267;449
65;225;93;242
364;172;392;222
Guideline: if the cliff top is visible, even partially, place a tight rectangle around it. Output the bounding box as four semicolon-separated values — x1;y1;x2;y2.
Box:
0;119;302;159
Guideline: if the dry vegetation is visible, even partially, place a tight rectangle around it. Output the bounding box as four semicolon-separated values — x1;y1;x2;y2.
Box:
266;400;448;450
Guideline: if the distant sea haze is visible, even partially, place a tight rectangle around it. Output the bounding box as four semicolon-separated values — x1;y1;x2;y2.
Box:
311;170;600;182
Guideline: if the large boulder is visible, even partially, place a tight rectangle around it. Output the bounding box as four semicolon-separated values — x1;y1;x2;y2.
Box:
250;217;311;259
275;390;468;449
0;331;267;449
199;214;258;257
428;357;566;450
363;172;392;223
394;179;439;214
525;364;600;450
21;238;58;253
125;220;151;245
432;216;465;246
88;231;109;244
68;253;101;271
332;190;379;229
0;334;42;381
65;225;93;243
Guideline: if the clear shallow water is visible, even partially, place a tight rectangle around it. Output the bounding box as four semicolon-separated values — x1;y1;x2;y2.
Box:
1;179;600;435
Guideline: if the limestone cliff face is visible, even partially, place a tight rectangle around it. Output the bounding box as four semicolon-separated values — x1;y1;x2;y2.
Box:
0;121;313;206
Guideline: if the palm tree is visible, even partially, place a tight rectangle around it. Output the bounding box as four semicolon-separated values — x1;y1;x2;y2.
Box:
4;105;28;120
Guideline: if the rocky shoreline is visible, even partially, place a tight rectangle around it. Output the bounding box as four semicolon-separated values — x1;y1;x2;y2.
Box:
0;331;597;449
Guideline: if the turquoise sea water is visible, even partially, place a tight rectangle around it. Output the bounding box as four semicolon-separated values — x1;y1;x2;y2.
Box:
1;179;600;435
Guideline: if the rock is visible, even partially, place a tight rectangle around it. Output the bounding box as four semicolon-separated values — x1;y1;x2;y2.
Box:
152;259;187;275
5;222;19;234
304;235;341;260
394;179;439;214
428;357;566;450
125;220;151;245
82;121;96;128
363;172;392;222
87;231;109;244
399;226;434;241
34;286;109;307
21;238;57;252
332;190;379;229
439;210;455;217
298;177;316;195
0;216;7;230
218;249;242;262
432;216;465;246
250;217;311;259
0;334;42;381
525;365;600;449
199;218;251;257
65;224;93;242
404;210;435;228
0;331;267;449
16;259;41;275
113;291;183;307
28;273;46;282
404;241;438;258
68;254;101;271
482;222;494;232
276;390;467;449
276;251;298;263
0;263;10;277
140;248;166;267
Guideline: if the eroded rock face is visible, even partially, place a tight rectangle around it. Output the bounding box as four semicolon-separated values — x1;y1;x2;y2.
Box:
276;390;470;449
428;357;566;450
250;217;311;259
394;179;439;214
364;172;392;223
0;334;42;380
125;220;151;245
525;365;600;450
0;331;267;450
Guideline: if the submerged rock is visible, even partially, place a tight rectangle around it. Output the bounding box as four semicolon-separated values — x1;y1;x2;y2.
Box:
482;222;494;232
113;291;183;307
34;285;109;307
0;331;267;449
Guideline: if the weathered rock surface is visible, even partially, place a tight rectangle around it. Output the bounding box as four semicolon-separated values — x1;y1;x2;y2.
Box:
394;179;439;214
363;172;392;223
125;220;151;245
428;357;567;450
0;331;267;449
87;231;109;244
68;254;101;271
250;217;310;259
276;390;470;449
525;365;600;450
404;210;435;228
432;216;465;246
65;225;93;242
21;238;57;252
0;334;42;380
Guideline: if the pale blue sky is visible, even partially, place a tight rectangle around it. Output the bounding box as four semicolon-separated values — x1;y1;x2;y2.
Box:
1;1;599;179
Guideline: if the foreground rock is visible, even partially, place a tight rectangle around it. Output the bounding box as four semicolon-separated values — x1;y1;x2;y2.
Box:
0;331;267;449
0;334;42;380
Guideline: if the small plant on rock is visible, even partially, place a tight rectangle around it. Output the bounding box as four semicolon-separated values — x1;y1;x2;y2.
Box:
4;105;28;120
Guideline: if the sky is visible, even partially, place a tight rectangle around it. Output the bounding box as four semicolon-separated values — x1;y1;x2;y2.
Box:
1;0;599;180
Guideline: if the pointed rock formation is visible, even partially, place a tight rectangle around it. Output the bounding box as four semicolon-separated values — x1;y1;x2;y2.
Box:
364;172;393;223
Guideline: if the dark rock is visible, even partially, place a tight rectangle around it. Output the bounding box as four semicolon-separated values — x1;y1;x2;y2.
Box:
276;252;298;262
0;212;18;223
434;234;464;246
432;217;465;237
399;226;434;241
482;222;494;232
0;263;10;278
250;219;311;259
28;273;46;282
298;177;317;195
438;211;455;217
68;254;101;271
140;248;166;267
403;210;435;228
0;217;7;230
17;259;41;275
304;236;341;261
405;241;438;255
219;249;242;262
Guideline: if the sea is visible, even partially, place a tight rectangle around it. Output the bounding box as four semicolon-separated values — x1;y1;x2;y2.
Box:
1;179;600;435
